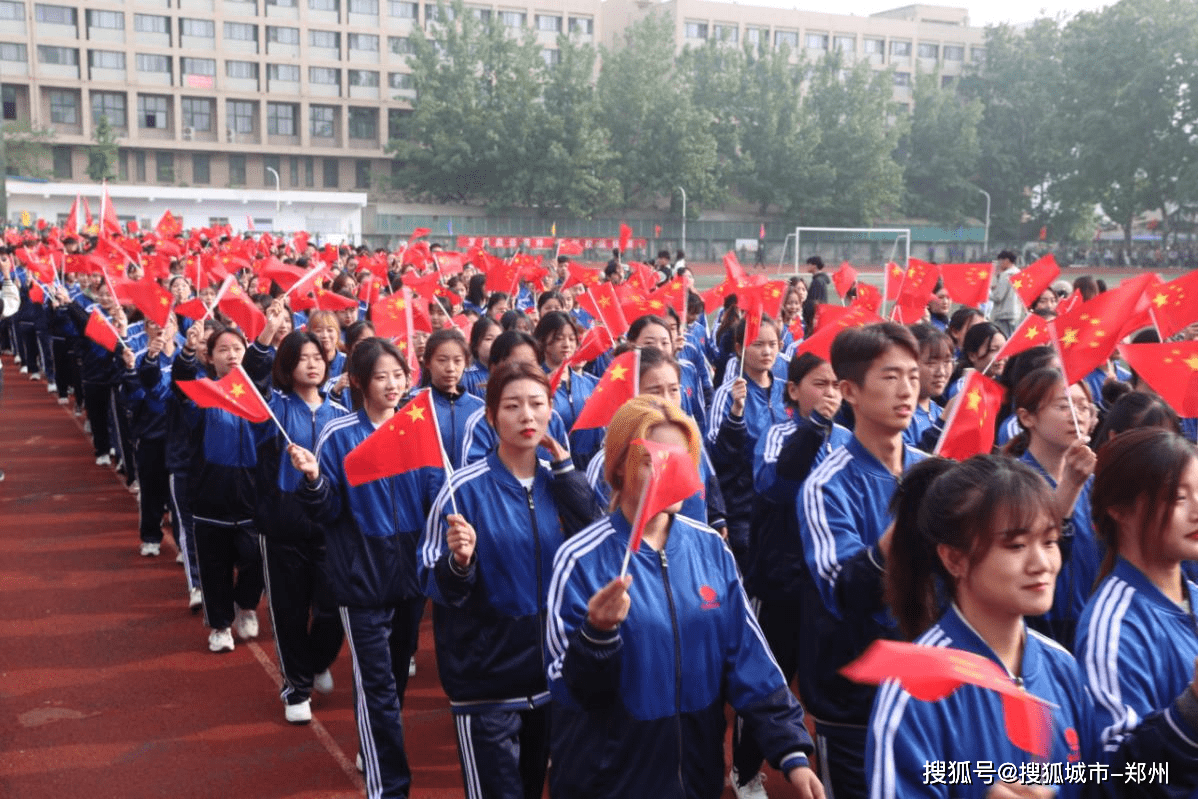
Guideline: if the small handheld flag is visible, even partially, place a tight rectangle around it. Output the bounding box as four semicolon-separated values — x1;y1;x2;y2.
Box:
620;438;704;577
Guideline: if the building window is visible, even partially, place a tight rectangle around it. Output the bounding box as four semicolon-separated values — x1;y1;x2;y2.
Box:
744;27;765;48
348;33;379;51
348;107;376;138
355;159;371;189
310;105;336;137
224;22;257;41
268;63;299;81
267;25;299;44
134;14;169;34
833;35;854;52
322;157;338;188
138;94;168;128
535;14;560;32
348;0;377;13
35;3;75;25
304;156;314;187
388;108;406;139
890;40;911;57
943;44;964;61
941;75;956;88
424;3;453;22
389;36;413;54
264;154;280;184
156;151;174;182
52;146;71;178
49;90;78;124
226;60;258;79
192;153;210;184
267;0;297;6
568;16;592;34
971;46;986;62
181;57;215;75
87;10;124;29
0;1;24;21
89;50;125;70
348;69;379;87
181;97;213;131
310;29;338;49
228;154;246;186
309;66;340;85
470;8;491;22
289;156;299;185
389;0;415;16
227;100;255;133
774;30;797;49
683;21;707;39
499;10;524;28
917;42;939;59
0;43;27;62
1;85;15;120
893;71;910;87
136;53;171;73
132;149;146;181
540;49;558;67
310;0;337;9
805;33;828;50
267;102;296;134
38;45;78;65
388;72;413;89
91;91;126;127
712;24;737;43
180;18;215;37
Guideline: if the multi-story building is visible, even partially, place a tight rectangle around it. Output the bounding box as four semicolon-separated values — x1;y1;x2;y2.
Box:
0;0;984;225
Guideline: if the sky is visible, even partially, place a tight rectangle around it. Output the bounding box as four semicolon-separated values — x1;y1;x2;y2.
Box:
760;1;1113;28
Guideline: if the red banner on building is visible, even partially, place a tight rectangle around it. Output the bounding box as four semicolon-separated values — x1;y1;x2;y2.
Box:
454;236;648;252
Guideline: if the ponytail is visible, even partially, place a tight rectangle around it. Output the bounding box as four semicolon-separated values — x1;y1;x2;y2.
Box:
885;458;956;640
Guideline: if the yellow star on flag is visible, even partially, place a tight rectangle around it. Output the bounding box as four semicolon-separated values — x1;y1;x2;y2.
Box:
1025;325;1042;340
597;296;611;307
230;383;246;398
1154;292;1170;308
1061;328;1080;347
405;404;426;422
890;265;903;277
610;364;628;381
1012;277;1024;289
1186;355;1198;371
965;389;982;413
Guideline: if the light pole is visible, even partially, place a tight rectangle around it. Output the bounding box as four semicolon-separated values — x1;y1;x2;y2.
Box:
266;166;281;212
675;186;686;255
977;187;991;258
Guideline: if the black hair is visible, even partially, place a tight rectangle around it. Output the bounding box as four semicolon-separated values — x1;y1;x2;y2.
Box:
488;329;540;369
627;314;671;344
532;311;580;352
272;331;329;392
831;322;920;386
347;337;408;410
1092;391;1180;445
536;290;564;312
468;315;501;362
784;352;830;408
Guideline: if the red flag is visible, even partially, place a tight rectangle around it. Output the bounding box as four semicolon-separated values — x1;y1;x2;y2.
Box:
433;251;465;275
934;372;1006;460
100;185;121;238
895;258;942;307
218;282;267;341
577;282;629;339
851;282;883;313
484;258;520;296
156;210;182;237
561;261;601;291
407;227;431;244
371;292;431;338
65;195;81;236
990;313;1053;365
842;640;1053;758
126;219;139;235
723;252;747;287
82;196;94;233
813;304;854;334
1010;255;1060;309
84;311;122;352
1145;270;1198;340
891;297;930;325
794;306;884;362
557;240;585;257
832;262;858;298
404;270;442;303
343;391;444;486
120;275;174;328
626;438;704;556
549;325;615;394
174;297;209;321
883;262;906;304
618;223;632;255
650;276;688;321
938;262;994;309
572;350;639;431
310;287;360;312
177;366;271;424
1117;342;1198;418
1051;273;1155;385
260;258;309;292
738;282;767;350
1057;289;1082;317
700;281;734;314
628;262;658;294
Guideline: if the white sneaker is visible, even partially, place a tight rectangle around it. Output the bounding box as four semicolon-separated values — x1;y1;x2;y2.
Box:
47;382;57;393
188;587;203;612
408;656;417;677
139;541;161;557
208;627;235;653
29;371;40;380
313;669;334;694
176;550;184;564
57;396;69;405
355;753;363;773
284;699;312;724
233;607;259;640
730;768;768;799
95;454;111;466
19;365;27;374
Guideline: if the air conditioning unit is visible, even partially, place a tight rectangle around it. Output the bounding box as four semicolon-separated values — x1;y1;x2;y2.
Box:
182;126;195;141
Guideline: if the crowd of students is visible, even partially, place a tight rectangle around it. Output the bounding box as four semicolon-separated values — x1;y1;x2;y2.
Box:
3;230;1198;799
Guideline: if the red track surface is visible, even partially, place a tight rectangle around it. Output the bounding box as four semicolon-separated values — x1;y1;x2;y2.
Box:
1;355;798;799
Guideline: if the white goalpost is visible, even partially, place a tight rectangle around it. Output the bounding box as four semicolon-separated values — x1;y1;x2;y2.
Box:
777;227;911;275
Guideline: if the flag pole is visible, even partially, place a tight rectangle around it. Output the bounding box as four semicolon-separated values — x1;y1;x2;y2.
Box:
620;475;650;579
426;392;460;517
1046;335;1084;439
201;274;235;323
237;365;292;445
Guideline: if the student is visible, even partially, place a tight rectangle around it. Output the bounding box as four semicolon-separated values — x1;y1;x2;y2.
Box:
1005;367;1097;649
171;323;265;653
629;312;707;434
867;454;1195;798
306;309;345;385
461;316;500;399
945;321;1007;399
291;338;439;799
905;323;952;447
1079;428;1198;769
926;282;951;331
485;292;510;322
796;322;926;799
988;249;1021;337
546;396;824;799
707;315;788;573
243;322;348;725
419;328;485;470
535;311;602;468
419;361;599;799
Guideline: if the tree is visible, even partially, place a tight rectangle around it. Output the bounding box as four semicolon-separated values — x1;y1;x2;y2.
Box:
1056;0;1198;249
898;69;984;224
801;54;903;226
88;114;119;182
1;121;55;178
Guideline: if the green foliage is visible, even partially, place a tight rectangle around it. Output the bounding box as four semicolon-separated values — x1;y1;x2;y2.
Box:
2;121;55;178
899;69;984;224
88;114;119;182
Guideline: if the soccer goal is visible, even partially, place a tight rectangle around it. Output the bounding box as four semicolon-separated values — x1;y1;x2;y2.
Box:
778;227;911;276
